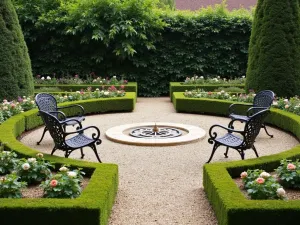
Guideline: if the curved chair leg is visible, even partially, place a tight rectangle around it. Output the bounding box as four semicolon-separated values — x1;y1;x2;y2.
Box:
228;120;235;129
51;147;57;155
90;144;102;163
80;148;85;159
206;143;220;163
224;147;229;158
252;145;259;158
37;127;48;145
262;124;273;138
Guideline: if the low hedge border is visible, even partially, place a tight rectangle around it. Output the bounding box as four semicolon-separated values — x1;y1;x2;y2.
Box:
169;82;245;101
173;92;300;225
0;94;137;225
34;82;138;94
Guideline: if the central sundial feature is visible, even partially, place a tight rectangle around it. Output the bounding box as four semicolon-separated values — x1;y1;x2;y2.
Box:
105;122;206;146
129;124;182;139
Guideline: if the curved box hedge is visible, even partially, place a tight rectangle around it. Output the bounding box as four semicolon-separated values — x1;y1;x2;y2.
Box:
173;92;300;225
169;82;245;101
0;93;136;225
35;82;138;94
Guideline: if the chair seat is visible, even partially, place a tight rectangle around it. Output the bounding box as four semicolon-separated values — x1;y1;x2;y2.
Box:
66;134;94;148
215;133;243;147
64;116;85;125
229;114;250;122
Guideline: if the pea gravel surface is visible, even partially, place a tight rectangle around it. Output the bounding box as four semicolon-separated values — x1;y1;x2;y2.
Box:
21;97;299;225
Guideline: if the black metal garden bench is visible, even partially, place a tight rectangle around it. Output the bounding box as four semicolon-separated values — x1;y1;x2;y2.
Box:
35;93;85;145
39;110;102;162
228;90;275;138
206;109;270;163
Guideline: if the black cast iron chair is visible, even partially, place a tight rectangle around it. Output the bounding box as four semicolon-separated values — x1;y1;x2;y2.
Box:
39;110;102;162
35;93;85;145
228;90;275;138
206;109;270;163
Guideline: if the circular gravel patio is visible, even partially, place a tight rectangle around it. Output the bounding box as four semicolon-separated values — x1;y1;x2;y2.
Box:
20;97;299;225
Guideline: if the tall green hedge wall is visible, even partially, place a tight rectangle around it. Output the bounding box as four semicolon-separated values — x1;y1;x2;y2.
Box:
13;0;252;96
0;0;34;100
246;0;300;97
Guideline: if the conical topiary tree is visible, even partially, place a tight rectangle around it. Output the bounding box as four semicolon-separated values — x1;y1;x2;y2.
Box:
246;0;300;97
0;0;33;100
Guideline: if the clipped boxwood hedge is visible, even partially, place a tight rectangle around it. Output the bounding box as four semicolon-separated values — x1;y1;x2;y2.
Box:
0;94;136;225
173;92;300;225
169;82;245;101
34;82;138;94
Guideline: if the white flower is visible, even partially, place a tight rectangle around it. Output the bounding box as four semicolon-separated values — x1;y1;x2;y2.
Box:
31;100;35;104
59;166;69;172
104;91;109;96
41;77;45;80
100;81;103;84
64;95;68;99
260;172;271;179
220;90;225;94
67;171;77;178
3;106;8;110
27;158;37;163
242;76;245;78
276;188;286;197
93;79;97;83
95;88;100;91
76;91;80;93
113;76;116;78
46;76;51;80
272;101;278;106
252;94;256;97
232;95;236;97
22;163;30;170
284;99;289;103
200;76;204;79
23;99;27;103
217;76;220;79
217;92;221;95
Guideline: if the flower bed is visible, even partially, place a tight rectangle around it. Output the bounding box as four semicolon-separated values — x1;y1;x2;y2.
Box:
0;94;139;224
169;82;245;101
183;76;246;85
0;86;128;124
35;82;138;94
172;92;300;225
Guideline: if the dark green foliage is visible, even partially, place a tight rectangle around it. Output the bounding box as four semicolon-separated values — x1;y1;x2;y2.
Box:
0;0;33;100
246;0;300;97
13;1;252;96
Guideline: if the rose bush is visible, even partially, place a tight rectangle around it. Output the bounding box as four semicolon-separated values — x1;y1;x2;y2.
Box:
183;75;245;85
0;173;27;198
240;169;286;200
0;151;19;175
275;159;300;189
40;166;84;198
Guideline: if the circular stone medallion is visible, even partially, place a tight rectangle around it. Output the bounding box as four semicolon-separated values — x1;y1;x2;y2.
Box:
105;122;206;146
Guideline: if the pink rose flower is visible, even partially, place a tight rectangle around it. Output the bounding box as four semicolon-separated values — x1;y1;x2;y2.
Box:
287;163;296;170
10;103;16;108
240;171;248;179
256;177;265;184
50;180;58;187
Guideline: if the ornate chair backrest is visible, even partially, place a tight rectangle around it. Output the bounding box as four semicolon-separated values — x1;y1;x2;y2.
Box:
38;111;67;149
242;109;270;149
35;93;58;113
253;90;275;113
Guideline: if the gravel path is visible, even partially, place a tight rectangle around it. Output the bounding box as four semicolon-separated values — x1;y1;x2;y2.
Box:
20;97;299;225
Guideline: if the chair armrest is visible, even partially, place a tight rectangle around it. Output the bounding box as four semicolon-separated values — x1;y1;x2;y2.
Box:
60;118;83;129
65;126;100;140
246;107;268;117
57;104;85;117
208;124;244;144
228;103;253;115
48;111;67;121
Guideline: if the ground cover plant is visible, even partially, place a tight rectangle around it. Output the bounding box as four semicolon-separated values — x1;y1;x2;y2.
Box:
0;86;126;123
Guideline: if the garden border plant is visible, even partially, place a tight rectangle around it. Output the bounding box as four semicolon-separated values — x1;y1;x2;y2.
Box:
34;82;138;95
172;92;300;225
0;94;136;225
169;82;245;101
